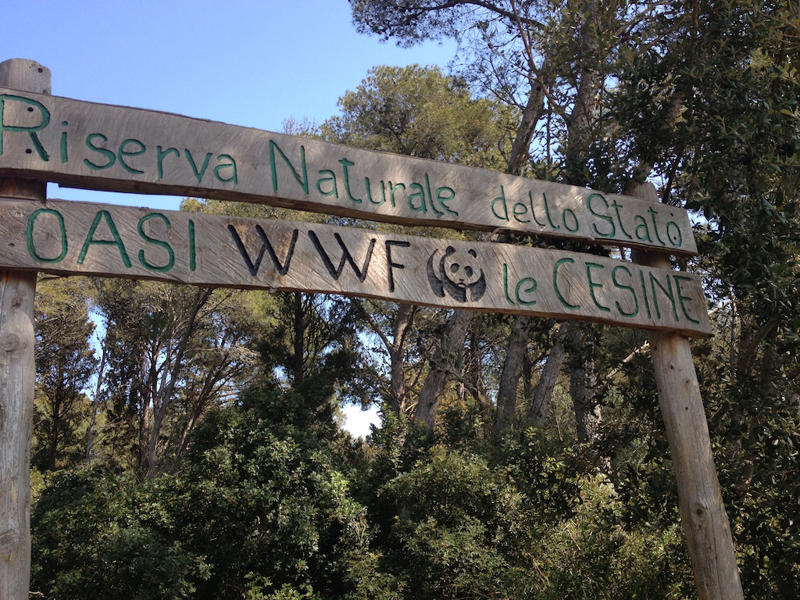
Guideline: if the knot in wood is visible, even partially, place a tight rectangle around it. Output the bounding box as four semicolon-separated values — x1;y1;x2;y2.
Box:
690;501;709;525
0;528;21;557
1;332;20;352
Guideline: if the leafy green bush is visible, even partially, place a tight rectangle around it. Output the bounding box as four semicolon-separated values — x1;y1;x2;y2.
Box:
32;387;400;599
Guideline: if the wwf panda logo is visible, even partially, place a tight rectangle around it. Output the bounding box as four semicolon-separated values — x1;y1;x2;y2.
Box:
426;246;487;302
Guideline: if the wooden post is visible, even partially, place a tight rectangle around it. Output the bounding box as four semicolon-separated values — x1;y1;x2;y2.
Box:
0;58;50;600
628;182;743;600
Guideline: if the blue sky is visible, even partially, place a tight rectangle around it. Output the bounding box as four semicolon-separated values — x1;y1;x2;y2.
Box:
5;0;456;208
4;0;457;436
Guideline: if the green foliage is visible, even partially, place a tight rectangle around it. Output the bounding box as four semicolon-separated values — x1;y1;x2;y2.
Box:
31;467;208;599
27;4;800;599
33;277;97;471
610;2;800;596
32;386;398;599
529;477;694;600
321;64;513;170
375;445;530;599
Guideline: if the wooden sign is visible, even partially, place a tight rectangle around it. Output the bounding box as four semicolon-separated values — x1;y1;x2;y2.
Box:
0;88;696;254
0;198;711;336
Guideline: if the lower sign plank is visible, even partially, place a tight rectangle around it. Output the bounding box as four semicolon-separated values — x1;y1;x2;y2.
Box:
0;198;711;336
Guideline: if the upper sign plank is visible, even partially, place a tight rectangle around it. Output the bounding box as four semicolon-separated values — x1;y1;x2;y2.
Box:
0;198;710;336
0;88;696;254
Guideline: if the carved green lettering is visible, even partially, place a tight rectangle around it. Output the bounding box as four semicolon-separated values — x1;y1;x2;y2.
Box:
512;202;529;223
611;199;633;239
84;133;116;170
425;174;443;216
611;265;638;317
214;154;238;184
562;208;579;232
389;182;405;208
188;219;196;272
157;146;179;179
633;215;652;242
185;149;212;183
542;193;561;230
408;182;426;212
118;138;146;174
269;140;308;194
503;263;515;305
647;207;666;245
0;94;50;161
60;121;68;163
649;271;678;321
316;169;339;197
586;262;610;312
673;275;700;324
587;193;614;238
515;277;537;305
553;257;579;309
666;221;682;247
491;187;509;221
527;191;547;227
26;208;67;263
364;177;384;204
639;271;652;318
137;213;175;272
78;210;131;267
338;158;361;203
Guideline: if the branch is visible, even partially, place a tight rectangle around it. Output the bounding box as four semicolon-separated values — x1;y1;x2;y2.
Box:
353;299;393;352
412;0;545;29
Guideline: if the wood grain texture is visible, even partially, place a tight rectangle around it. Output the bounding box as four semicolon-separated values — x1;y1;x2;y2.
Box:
629;182;743;600
0;87;696;254
0;58;49;600
0;198;711;336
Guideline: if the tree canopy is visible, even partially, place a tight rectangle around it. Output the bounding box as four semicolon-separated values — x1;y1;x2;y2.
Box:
24;2;800;598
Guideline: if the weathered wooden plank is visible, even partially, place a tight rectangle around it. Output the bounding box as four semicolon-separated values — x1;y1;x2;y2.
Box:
0;87;697;254
0;198;711;336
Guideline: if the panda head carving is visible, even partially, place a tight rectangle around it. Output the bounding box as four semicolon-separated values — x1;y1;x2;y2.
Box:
427;246;487;302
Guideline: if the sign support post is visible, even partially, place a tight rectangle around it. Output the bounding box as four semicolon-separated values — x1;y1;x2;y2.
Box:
628;182;743;600
0;59;50;600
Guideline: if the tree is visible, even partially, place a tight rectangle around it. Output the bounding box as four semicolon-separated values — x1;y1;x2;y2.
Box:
33;277;96;471
321;65;514;427
32;385;401;600
350;0;660;441
609;1;800;594
322;64;512;170
94;279;259;476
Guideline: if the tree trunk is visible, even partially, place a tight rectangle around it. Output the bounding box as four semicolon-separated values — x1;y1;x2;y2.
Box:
415;309;472;432
292;292;305;385
498;1;599;440
527;325;567;426
85;342;107;461
414;22;549;434
565;325;606;470
389;304;414;415
494;316;531;436
568;350;601;443
492;69;549;435
144;288;210;477
507;76;547;175
564;0;599;186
